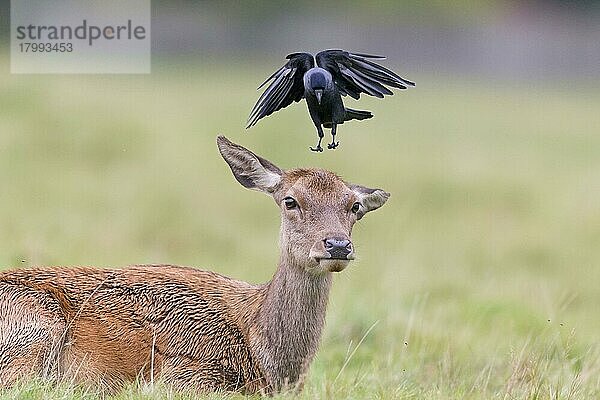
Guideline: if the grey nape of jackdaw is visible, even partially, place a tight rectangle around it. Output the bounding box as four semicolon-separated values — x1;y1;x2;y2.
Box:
246;49;415;152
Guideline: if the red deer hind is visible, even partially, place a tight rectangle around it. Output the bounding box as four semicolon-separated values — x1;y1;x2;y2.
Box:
0;136;389;394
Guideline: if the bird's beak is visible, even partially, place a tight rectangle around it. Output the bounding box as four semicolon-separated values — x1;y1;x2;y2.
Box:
315;89;323;105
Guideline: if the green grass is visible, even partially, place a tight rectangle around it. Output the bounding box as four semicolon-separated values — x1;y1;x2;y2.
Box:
1;62;599;399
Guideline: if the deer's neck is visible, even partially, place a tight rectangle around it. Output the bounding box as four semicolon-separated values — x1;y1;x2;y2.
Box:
253;258;332;392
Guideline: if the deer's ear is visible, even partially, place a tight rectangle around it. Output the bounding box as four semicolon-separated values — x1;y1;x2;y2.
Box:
349;184;390;220
217;136;282;193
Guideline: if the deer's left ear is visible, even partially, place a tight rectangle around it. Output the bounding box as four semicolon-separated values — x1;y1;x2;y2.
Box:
349;184;390;220
217;136;282;193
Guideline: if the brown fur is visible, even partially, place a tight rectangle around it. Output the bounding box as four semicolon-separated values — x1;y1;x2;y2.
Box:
0;137;389;394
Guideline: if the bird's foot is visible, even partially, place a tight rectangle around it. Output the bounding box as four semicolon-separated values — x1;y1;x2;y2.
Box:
310;145;324;152
327;141;339;150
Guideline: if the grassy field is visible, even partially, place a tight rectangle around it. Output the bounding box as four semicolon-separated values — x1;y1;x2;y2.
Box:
1;62;599;399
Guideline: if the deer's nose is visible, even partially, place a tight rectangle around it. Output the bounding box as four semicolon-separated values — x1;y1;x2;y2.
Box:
324;237;353;259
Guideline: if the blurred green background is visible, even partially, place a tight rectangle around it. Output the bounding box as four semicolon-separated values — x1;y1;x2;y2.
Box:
1;1;599;399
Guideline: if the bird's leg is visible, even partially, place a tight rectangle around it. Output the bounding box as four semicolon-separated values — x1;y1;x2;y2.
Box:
310;125;324;152
327;124;339;149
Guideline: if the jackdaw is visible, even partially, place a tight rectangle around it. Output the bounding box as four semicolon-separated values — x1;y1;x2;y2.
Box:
246;50;415;152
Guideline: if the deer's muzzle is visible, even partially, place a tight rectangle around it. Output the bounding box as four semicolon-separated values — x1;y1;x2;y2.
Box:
324;237;353;260
309;235;355;269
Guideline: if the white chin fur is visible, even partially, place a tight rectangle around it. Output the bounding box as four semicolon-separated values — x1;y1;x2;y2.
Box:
317;259;350;273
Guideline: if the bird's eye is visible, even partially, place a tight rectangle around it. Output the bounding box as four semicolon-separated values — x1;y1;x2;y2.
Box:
351;202;361;214
283;197;298;210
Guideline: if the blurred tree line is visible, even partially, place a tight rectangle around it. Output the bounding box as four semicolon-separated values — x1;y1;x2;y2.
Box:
1;0;598;81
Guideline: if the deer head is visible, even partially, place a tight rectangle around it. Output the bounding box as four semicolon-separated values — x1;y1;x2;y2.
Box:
217;136;389;274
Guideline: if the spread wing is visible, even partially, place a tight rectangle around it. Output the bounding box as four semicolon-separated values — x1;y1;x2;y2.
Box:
315;50;414;100
246;52;314;128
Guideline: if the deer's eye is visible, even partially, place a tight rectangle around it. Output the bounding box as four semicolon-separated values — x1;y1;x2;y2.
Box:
283;197;298;210
351;202;361;214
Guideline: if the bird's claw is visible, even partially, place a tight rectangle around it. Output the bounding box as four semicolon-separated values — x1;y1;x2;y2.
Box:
310;146;323;152
327;142;339;149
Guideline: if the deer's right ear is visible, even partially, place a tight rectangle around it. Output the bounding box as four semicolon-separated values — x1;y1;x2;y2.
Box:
217;136;282;193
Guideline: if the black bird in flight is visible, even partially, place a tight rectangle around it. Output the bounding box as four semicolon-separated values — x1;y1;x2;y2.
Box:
246;50;415;152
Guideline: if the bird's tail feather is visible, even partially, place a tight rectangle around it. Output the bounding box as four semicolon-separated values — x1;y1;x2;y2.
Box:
344;108;373;122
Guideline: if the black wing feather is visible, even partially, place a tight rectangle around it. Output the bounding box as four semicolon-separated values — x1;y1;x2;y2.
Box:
316;50;414;100
247;53;314;128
